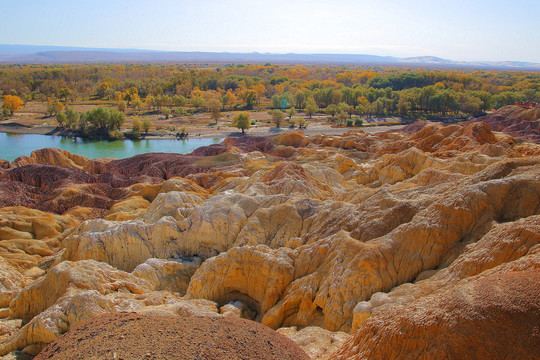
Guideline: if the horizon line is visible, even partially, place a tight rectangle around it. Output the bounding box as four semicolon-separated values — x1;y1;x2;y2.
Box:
1;43;539;66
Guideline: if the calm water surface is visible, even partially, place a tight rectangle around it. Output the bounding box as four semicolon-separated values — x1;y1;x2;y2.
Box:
0;133;223;161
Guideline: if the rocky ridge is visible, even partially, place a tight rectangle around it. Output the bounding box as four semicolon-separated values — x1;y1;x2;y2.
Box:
0;121;539;358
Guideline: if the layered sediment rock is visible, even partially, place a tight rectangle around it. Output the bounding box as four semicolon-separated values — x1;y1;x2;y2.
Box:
472;105;540;143
1;121;539;358
334;250;540;360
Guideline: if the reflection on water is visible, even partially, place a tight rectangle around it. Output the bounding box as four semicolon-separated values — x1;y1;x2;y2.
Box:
0;133;222;161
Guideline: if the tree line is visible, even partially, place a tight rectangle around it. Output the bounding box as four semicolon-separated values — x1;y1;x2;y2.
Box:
1;63;539;122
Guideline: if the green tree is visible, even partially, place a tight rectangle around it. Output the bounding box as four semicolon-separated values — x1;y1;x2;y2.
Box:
65;107;80;129
131;117;142;139
287;107;297;121
459;94;483;115
232;112;251;133
173;95;187;107
337;110;347;125
117;100;127;113
49;100;64;116
82;106;126;137
294;90;306;109
209;99;221;125
271;94;281;109
397;98;411;117
161;107;171;119
191;96;205;112
326;104;338;119
304;98;319;119
131;99;143;113
269;109;286;128
239;89;257;109
59;88;71;102
56;111;67;127
142;118;152;134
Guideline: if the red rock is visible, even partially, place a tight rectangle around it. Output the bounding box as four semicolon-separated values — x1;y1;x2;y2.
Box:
334;269;540;360
34;312;309;360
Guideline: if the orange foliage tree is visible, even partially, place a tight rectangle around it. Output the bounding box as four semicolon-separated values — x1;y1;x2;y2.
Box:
2;95;24;115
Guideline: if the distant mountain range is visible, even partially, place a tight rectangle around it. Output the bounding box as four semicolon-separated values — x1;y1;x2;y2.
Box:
1;44;539;69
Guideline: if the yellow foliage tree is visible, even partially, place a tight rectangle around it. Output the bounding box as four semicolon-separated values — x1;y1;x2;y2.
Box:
2;95;24;115
232;112;251;133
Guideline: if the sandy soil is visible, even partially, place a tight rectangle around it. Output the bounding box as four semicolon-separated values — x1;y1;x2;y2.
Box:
0;120;404;139
1;102;405;138
34;312;309;360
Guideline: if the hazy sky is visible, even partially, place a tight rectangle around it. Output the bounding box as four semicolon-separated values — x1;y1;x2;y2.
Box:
1;0;539;62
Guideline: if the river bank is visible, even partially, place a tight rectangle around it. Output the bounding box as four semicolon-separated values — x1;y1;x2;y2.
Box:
0;121;405;139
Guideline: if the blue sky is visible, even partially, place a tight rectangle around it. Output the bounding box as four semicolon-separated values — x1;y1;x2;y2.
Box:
1;0;539;62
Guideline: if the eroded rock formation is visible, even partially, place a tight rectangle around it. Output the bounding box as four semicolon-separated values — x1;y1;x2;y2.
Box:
0;120;539;358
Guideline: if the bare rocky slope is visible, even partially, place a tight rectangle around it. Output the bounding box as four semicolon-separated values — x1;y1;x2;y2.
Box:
467;105;540;143
0;121;539;359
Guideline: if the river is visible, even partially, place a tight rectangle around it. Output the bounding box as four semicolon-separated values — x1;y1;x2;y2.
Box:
0;133;223;161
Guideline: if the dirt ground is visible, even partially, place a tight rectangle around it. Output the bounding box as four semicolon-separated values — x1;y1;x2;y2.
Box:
0;101;405;139
34;312;309;360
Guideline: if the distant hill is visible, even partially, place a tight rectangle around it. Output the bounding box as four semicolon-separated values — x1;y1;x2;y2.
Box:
0;44;539;69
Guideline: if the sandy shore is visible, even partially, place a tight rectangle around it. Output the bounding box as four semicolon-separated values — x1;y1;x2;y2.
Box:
0;122;404;139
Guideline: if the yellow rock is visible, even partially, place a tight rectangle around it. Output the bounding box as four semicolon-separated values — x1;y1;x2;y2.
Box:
187;245;296;319
9;260;154;322
277;326;351;360
104;196;150;221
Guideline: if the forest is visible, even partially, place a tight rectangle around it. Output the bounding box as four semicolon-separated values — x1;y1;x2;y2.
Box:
1;63;539;134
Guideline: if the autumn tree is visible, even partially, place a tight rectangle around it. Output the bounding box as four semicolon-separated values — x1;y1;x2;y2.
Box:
47;100;64;116
208;99;221;125
117;100;127;113
2;95;23;115
232;112;251;133
161;107;171;119
269;109;286;128
191;95;205;112
131;117;142;139
131;99;143;113
96;82;112;99
173;95;187;107
142;118;152;134
239;89;257;109
253;83;266;103
123;87;139;105
221;90;236;110
59;88;71;102
304;98;319;118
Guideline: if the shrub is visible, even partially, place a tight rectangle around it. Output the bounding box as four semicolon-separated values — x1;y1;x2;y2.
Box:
108;129;124;140
353;116;364;127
